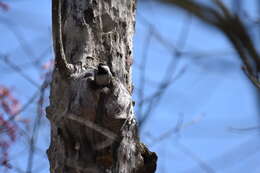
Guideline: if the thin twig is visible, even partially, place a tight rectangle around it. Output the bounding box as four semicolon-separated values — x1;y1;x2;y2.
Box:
1;55;40;88
26;76;50;173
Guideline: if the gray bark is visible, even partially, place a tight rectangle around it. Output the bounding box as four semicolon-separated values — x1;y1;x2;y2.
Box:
46;0;157;173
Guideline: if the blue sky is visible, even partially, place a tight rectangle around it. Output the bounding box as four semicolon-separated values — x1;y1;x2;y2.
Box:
0;0;259;172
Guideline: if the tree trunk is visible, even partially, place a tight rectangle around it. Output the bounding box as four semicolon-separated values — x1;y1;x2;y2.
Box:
46;0;157;172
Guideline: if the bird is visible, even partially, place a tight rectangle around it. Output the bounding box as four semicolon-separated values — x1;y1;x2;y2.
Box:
95;63;112;86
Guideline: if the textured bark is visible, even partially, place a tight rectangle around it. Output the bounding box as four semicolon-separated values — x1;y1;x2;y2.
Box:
46;0;157;173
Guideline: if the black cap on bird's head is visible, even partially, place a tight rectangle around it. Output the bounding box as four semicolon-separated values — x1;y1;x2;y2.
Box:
92;63;112;87
97;63;111;75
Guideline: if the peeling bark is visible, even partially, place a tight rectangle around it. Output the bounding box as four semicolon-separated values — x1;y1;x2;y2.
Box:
46;0;157;172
